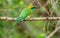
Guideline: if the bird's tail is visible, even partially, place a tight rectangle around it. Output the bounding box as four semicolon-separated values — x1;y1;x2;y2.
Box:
5;21;18;38
5;16;22;38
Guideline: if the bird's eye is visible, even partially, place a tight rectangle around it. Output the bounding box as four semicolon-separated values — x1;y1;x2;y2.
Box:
31;7;36;9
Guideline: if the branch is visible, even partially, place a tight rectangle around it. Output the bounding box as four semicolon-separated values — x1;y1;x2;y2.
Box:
47;26;60;38
0;17;60;21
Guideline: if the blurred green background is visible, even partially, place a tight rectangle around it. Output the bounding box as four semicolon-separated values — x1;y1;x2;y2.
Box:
0;0;60;38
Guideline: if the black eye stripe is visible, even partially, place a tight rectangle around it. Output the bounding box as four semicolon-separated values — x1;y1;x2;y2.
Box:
31;7;35;9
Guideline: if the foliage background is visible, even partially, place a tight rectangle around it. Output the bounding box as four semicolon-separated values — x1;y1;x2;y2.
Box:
0;0;60;38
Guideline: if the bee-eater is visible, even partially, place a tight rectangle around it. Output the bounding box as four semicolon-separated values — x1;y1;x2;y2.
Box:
6;4;37;35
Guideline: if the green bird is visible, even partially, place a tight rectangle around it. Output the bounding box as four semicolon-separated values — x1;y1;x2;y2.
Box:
6;4;37;35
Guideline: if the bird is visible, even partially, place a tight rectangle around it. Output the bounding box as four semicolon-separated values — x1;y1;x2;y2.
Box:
6;4;37;36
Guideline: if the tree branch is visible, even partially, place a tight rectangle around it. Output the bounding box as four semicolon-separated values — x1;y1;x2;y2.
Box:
0;17;60;21
47;26;60;38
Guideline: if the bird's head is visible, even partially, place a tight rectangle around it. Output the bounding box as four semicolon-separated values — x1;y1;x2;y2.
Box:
28;4;37;12
28;4;36;9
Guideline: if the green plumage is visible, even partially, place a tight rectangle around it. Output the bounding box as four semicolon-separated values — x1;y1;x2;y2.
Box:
12;8;32;27
16;7;32;22
6;5;36;35
12;6;36;27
